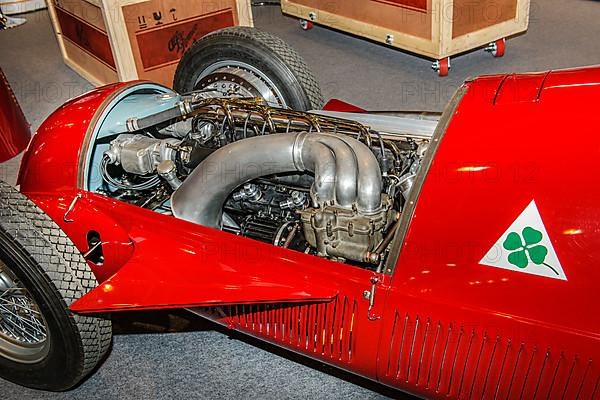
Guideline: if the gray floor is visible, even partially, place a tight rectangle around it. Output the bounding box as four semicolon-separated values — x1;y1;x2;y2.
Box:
0;1;599;398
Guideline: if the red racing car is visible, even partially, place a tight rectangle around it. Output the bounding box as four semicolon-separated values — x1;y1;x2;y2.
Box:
0;27;598;399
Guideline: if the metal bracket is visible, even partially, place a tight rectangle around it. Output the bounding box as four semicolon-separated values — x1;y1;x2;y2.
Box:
0;10;7;29
484;42;497;54
83;239;134;261
82;241;105;259
63;193;83;223
363;273;383;321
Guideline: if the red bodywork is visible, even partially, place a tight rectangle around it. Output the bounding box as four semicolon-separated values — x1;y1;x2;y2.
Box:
9;67;600;398
0;69;31;162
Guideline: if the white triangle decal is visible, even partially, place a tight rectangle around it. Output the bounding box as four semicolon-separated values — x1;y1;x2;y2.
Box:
480;200;567;281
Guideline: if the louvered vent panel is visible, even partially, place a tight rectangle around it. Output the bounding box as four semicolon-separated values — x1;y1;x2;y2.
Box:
207;296;358;363
383;312;599;399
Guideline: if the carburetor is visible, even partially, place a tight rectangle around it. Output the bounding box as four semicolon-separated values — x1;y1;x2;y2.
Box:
300;195;395;263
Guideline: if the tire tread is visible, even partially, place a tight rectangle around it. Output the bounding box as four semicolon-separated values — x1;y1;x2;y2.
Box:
175;26;324;109
0;182;111;386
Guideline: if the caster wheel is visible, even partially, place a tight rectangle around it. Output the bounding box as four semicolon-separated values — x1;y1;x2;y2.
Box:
485;38;506;57
432;58;450;77
300;19;313;30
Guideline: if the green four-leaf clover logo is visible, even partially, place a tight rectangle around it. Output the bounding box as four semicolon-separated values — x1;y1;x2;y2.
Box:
502;226;559;275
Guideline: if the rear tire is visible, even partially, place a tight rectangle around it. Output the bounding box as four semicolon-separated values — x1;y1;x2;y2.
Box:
173;26;324;110
0;181;112;391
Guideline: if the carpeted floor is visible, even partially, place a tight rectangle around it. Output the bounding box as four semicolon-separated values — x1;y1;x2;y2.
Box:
0;1;599;398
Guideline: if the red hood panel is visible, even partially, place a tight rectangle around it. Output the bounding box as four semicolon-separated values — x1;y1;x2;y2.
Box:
70;194;338;314
71;254;337;313
394;65;600;336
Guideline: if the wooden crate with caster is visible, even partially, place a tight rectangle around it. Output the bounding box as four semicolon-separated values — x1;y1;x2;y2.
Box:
284;0;529;76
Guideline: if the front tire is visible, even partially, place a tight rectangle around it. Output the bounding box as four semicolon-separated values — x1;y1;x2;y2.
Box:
0;181;112;391
173;27;324;110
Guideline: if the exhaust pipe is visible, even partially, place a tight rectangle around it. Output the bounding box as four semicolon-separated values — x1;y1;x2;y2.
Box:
171;132;382;228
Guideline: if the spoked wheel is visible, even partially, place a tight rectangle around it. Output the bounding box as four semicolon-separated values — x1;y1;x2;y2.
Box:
174;27;324;110
0;262;48;364
0;181;112;391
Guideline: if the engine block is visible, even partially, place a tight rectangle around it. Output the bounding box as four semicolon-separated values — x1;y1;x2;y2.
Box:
99;98;428;268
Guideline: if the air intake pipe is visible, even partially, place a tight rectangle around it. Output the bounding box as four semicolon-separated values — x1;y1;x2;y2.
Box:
171;132;382;228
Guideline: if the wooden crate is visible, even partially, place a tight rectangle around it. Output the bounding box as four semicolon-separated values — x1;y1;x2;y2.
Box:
282;0;529;69
47;0;253;86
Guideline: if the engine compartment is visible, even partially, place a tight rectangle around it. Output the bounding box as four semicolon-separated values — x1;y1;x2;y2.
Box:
85;85;434;269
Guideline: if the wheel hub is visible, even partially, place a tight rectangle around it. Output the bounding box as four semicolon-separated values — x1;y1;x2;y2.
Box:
0;270;12;291
0;259;49;363
194;61;288;108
